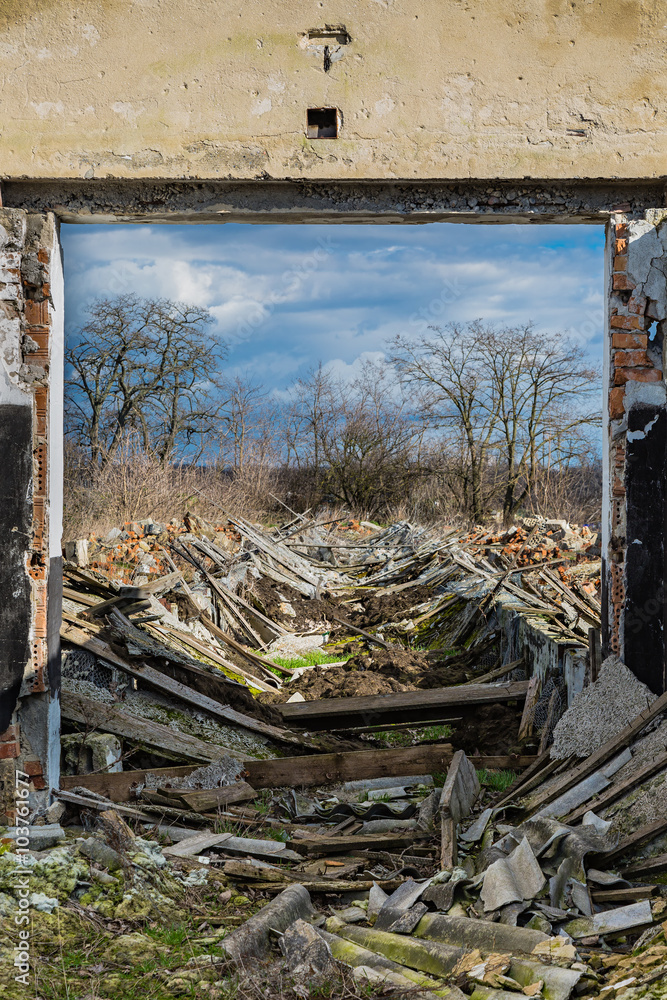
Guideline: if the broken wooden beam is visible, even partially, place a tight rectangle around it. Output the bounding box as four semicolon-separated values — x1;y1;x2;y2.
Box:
61;691;248;763
59;765;199;802
523;688;667;816
244;747;535;789
290;832;421;857
620;852;667;879
595;815;667;867
590;886;657;904
61;620;310;748
439;750;480;868
168;781;256;814
277;680;529;731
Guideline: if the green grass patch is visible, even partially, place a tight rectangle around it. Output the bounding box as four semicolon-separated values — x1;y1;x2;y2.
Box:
371;723;453;749
477;769;517;792
264;650;348;671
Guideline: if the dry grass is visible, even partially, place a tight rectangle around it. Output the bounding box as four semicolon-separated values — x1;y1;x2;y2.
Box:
63;438;602;542
63;441;284;539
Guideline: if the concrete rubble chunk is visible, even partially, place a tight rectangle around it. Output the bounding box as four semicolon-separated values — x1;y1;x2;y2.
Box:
414;912;549;955
77;836;124;872
6;824;65;852
279;918;335;976
551;656;655;760
223;884;314;963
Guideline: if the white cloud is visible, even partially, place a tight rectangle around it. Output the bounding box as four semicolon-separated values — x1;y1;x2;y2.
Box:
62;222;605;392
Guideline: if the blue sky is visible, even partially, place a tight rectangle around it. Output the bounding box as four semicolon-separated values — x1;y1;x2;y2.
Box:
61;222;605;393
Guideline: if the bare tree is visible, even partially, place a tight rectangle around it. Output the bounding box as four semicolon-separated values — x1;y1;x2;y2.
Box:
65;295;227;466
285;360;422;514
391;321;600;523
218;374;276;471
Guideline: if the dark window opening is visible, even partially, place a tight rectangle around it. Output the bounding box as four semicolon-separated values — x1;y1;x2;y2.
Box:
306;25;351;45
307;107;338;138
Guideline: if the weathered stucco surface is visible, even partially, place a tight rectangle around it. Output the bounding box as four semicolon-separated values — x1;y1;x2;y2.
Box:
2;0;667;182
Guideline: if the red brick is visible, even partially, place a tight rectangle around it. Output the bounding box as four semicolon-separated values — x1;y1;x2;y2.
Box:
628;295;648;314
610;315;642;330
612;332;647;349
615;223;629;239
614;368;663;385
614;255;628;272
613;349;651;367
31;775;46;790
613;274;635;290
24;300;49;326
0;742;20;760
609;387;625;419
615;238;629;254
23;759;43;776
0;724;19;742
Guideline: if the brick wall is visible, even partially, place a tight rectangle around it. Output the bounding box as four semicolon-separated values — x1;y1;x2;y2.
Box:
0;210;61;818
605;213;667;691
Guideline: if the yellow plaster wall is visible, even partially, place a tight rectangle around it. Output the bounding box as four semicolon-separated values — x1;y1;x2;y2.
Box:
1;0;665;181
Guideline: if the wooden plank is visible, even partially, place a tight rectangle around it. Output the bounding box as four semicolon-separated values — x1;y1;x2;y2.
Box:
62;586;99;607
621;852;667;879
175;781;257;813
150;622;279;692
59;765;199;801
245;744;454;788
588;627;602;683
199;612;293;677
524;689;667;816
245;879;405;895
591;887;657;904
472;657;523;685
596;816;667;866
538;689;559;755
277;680;530;731
563;750;667;825
61;621;306;747
61;691;248;763
245;746;533;789
290;833;420;857
439;750;480;868
163;832;234;857
54;788;152;820
518;674;540;741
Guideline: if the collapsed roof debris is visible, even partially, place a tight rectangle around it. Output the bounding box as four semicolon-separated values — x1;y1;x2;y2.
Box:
7;510;666;998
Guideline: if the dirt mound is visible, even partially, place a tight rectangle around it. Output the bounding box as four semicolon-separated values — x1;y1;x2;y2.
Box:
347;585;436;627
262;647;478;703
344;648;432;685
263;660;410;702
246;577;338;631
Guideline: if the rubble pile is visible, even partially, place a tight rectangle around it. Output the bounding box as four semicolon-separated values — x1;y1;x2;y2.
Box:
5;678;667;999
12;507;659;999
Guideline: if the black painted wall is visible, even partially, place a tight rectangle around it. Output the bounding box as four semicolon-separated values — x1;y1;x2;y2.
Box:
0;403;33;731
624;403;667;695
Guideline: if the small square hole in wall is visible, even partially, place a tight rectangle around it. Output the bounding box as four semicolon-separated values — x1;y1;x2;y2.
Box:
307;107;339;138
